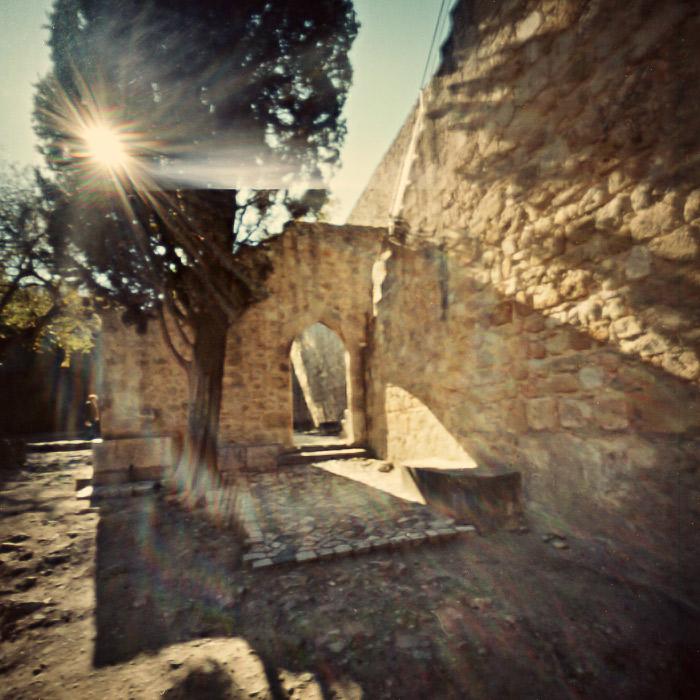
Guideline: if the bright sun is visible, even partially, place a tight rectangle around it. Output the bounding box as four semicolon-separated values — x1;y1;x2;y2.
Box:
82;124;128;169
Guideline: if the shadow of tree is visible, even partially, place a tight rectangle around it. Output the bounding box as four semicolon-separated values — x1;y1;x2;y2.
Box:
398;0;700;373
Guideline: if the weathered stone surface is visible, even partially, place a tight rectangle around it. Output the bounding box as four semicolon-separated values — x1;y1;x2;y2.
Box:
558;399;592;428
648;226;700;261
578;366;604;390
684;189;700;223
92;438;172;486
629;201;676;240
595;194;629;230
547;375;580;394
516;10;543;42
99;0;700;556
624;246;652;279
593;398;629;431
525;398;557;430
611;316;643;340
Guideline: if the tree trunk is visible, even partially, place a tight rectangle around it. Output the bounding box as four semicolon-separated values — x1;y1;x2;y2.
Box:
183;305;229;484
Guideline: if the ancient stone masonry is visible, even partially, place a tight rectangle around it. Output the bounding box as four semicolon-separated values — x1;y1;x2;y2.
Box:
98;223;385;452
98;0;700;549
351;0;700;540
98;311;188;439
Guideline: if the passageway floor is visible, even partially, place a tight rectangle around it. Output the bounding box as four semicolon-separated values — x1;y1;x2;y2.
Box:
232;460;475;569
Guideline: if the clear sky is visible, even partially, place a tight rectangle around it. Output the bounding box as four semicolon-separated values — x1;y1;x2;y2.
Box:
0;0;453;223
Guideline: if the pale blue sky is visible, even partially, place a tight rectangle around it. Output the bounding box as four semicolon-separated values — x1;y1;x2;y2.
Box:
0;0;453;223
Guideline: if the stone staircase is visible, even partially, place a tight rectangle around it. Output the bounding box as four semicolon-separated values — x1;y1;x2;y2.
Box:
277;443;371;467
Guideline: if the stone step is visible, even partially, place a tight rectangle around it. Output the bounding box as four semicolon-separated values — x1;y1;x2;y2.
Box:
291;442;351;453
278;447;370;466
75;467;93;490
27;439;99;453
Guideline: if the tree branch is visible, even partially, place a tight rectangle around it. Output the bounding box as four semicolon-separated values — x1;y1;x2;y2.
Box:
157;302;191;371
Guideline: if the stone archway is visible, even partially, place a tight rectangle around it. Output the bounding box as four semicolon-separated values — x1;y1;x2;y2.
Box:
290;322;350;445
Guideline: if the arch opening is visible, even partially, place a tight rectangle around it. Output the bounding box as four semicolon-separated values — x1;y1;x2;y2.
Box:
290;323;349;447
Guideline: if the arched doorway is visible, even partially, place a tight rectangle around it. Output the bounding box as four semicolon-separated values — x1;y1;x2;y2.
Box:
290;323;349;446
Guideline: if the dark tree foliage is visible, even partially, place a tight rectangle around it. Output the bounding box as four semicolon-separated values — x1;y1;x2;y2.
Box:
0;163;96;362
34;0;358;480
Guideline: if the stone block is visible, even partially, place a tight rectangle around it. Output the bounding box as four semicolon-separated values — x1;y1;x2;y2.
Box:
334;544;353;556
565;216;596;245
683;189;700;222
547;375;580;394
660;351;700;381
611;316;643;339
527;341;546;359
578;366;604;390
525;397;558;430
502;399;527;434
516;10;543;42
595;194;630;230
558;398;592;428
649;227;700;261
246;443;283;469
251;558;274;569
531;284;560;310
508;362;529;380
619;333;669;358
219;445;245;471
522;314;545;332
406;464;523;532
296;550;317;563
559;270;592;300
487;301;513;326
569;331;592;350
629;201;676;240
593;397;629;431
625;246;652;279
92;466;162;486
92;437;173;485
544;333;569;355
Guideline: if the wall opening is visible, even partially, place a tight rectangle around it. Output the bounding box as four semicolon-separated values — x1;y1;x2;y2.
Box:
290;323;349;446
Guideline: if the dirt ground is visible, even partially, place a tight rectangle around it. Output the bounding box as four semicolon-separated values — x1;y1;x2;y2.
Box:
1;449;698;700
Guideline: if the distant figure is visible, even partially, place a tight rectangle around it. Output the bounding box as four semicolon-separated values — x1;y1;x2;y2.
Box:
85;394;101;439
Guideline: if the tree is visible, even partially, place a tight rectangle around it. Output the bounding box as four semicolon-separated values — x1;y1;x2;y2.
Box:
34;0;358;480
0;162;98;364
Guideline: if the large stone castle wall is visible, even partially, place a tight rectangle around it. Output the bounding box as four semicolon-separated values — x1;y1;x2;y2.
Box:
352;0;700;541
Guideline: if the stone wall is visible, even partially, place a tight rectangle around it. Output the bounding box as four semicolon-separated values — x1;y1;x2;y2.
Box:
98;223;385;450
97;311;188;438
353;0;700;542
221;223;383;447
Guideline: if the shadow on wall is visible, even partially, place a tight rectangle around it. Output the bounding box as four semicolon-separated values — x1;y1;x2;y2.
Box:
399;0;700;380
367;239;700;554
383;383;476;466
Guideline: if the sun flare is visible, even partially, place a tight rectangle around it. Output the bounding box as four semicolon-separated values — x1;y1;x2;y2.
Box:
82;123;129;169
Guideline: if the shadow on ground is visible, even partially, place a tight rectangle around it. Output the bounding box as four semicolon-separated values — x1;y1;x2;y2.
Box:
89;471;700;700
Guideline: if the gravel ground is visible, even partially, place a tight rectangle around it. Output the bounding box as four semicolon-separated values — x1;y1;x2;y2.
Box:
1;449;698;699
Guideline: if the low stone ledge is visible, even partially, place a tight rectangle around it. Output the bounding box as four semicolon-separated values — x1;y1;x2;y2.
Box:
219;443;284;476
400;458;524;532
92;437;173;485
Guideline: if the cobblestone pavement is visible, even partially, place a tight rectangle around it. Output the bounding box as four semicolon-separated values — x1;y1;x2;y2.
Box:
233;460;475;569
